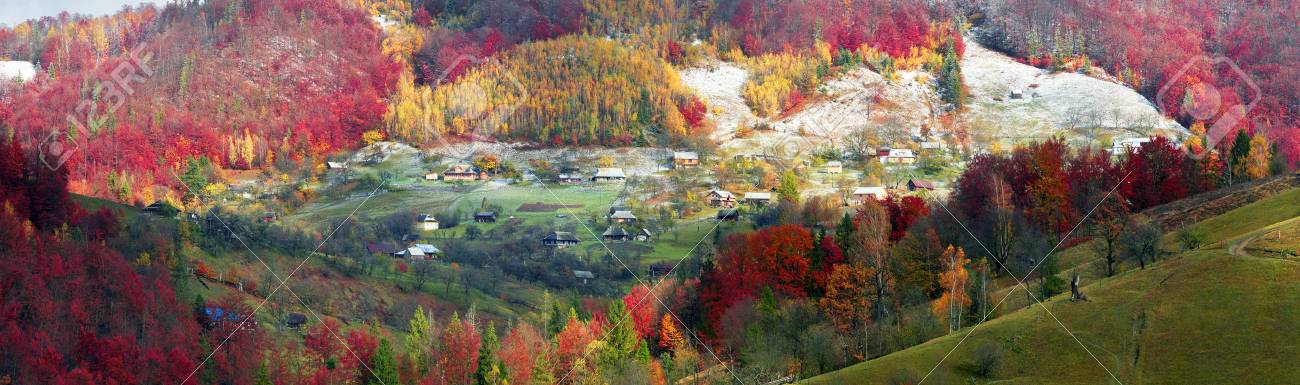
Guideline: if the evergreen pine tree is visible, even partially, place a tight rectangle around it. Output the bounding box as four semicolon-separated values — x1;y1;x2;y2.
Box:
369;338;399;385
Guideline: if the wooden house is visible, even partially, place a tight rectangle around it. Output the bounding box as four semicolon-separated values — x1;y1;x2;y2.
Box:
443;164;479;181
603;226;630;242
635;228;653;242
543;231;580;248
556;174;583;184
743;192;773;206
717;209;740;221
610;210;638;224
705;190;737;208
672;151;700;168
574;270;595;284
474;212;498;223
852;186;888;201
592;168;627;182
907;179;935;191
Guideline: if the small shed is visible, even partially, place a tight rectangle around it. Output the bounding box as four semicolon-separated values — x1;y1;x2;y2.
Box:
648;262;673;278
1009;89;1024;99
326;161;348;170
636;228;653;242
543;231;580;248
574;270;596;284
474;212;498;223
825;161;843;174
717;209;740;221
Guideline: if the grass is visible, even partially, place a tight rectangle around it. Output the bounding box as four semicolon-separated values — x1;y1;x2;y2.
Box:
803;250;1300;384
803;187;1300;384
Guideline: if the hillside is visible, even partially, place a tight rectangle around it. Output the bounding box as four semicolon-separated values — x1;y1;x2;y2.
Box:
803;187;1300;384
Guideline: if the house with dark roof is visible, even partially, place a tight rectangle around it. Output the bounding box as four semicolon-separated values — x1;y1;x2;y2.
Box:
648;262;673;278
574;270;595;284
603;226;630;242
543;231;580;248
635;228;653;242
717;209;740;221
474;212;498;223
367;243;395;256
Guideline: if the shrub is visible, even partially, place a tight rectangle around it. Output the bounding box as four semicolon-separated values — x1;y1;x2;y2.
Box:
972;343;1002;377
1177;226;1207;251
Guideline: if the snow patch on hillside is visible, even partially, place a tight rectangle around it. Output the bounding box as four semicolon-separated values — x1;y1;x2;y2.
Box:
0;61;35;82
961;37;1184;144
679;62;756;142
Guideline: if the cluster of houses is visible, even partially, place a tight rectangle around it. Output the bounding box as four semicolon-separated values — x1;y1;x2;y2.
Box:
368;241;442;261
541;207;653;249
705;189;775;207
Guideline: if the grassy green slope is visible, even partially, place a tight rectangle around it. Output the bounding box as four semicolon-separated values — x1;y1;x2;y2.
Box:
804;188;1300;385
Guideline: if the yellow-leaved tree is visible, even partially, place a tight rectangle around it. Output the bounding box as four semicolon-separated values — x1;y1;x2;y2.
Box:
1246;134;1271;179
931;245;970;332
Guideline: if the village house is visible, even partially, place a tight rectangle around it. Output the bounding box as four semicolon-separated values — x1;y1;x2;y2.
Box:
592;167;627;182
542;231;580;248
853;186;888;201
825;161;843;174
610;210;638;224
474;211;498;223
879;148;917;164
907;179;935;191
743;192;773;206
416;214;440;231
705;190;737;208
717;208;740;221
367;243;395;256
442;164;479;181
635;228;653;242
393;243;440;261
648;262;673;278
424;172;439;181
672;151;700;168
603;226;630;242
556;174;583;184
574;270;596;284
1111;137;1151;155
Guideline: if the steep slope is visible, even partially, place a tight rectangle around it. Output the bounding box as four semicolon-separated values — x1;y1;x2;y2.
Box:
803;188;1300;384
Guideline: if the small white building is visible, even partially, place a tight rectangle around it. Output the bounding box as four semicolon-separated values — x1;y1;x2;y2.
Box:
825;161;843;174
1111;137;1152;155
416;214;440;231
880;149;916;164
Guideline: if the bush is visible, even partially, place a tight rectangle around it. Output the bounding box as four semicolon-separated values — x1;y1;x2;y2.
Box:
1177;226;1207;251
972;343;1002;377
